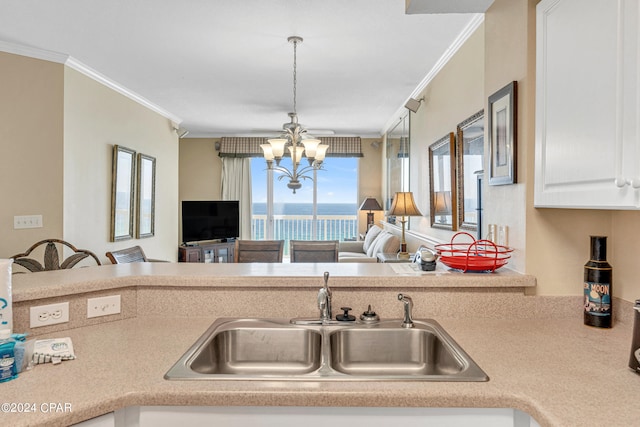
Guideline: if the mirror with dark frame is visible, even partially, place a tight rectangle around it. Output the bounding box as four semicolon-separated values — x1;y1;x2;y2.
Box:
429;133;457;230
456;110;484;232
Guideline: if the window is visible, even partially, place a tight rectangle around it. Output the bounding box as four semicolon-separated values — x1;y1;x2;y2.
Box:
250;157;358;249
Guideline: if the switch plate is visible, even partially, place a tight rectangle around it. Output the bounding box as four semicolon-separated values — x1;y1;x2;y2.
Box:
14;215;43;229
30;302;69;327
87;295;121;318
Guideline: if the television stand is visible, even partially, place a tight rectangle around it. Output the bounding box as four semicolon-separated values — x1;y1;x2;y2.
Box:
178;241;235;263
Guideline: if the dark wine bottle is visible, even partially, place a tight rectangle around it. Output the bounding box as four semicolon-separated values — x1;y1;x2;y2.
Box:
584;236;612;328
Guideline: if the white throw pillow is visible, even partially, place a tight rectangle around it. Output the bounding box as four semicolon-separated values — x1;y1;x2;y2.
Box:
381;234;400;254
368;231;391;257
362;225;382;253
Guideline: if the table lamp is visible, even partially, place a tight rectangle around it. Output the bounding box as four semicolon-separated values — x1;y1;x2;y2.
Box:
359;197;383;230
388;192;423;259
433;191;452;223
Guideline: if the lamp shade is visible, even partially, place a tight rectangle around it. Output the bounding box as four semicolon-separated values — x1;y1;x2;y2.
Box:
301;138;321;159
389;192;422;217
433;191;452;215
267;138;287;158
359;197;383;212
315;144;329;162
260;143;275;161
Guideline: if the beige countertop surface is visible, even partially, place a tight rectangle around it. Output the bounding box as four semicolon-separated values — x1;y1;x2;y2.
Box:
1;314;639;427
11;263;536;302
3;264;638;426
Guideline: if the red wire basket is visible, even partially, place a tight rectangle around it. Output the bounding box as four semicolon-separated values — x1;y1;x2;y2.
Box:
434;232;513;273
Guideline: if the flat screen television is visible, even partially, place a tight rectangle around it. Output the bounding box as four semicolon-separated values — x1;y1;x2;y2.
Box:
181;200;240;244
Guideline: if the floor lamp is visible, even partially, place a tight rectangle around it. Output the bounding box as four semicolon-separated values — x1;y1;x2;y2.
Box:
388;192;423;259
359;197;383;231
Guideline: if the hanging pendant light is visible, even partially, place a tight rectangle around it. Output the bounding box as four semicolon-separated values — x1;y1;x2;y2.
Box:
260;36;329;194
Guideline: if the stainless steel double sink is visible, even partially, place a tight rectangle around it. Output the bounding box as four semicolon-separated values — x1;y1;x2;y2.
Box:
165;318;488;382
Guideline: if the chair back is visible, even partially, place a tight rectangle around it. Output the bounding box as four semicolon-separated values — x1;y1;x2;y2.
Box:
289;240;339;263
10;239;101;273
234;240;284;263
106;246;148;264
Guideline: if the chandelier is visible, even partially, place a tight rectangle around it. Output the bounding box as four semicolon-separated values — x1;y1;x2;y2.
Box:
260;36;329;194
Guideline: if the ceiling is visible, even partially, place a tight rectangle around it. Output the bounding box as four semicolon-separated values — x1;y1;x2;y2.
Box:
0;1;487;138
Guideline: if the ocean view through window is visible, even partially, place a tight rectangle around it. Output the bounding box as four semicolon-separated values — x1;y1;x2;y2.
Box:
251;157;358;252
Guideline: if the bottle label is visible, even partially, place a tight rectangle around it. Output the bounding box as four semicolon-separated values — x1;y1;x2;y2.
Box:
584;282;611;317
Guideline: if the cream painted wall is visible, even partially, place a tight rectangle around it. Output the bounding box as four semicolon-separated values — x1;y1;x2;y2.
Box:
178;138;222;202
63;67;179;263
0;52;64;257
358;138;384;235
405;24;485;247
484;0;530;273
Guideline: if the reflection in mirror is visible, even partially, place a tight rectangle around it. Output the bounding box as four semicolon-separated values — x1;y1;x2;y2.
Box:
136;153;156;238
456;110;484;231
429;133;457;230
110;145;136;241
385;114;410;225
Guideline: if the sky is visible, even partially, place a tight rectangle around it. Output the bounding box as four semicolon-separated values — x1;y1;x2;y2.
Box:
251;157;358;204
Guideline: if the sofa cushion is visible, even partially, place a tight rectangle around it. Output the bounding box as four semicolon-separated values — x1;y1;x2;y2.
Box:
381;234;401;254
367;231;392;257
362;225;382;253
366;231;386;257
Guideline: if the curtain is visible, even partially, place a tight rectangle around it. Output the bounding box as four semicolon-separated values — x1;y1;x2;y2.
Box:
221;157;252;240
218;136;364;158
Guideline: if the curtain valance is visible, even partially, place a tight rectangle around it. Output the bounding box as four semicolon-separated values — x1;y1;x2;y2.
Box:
218;136;363;158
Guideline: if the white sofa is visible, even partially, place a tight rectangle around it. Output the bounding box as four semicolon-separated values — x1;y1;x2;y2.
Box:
338;225;400;263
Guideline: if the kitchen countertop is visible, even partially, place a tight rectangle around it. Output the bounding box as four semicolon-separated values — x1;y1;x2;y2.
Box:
4;265;638;426
11;262;536;302
1;314;639;427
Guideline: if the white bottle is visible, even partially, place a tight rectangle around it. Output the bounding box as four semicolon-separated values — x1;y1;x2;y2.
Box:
0;259;13;333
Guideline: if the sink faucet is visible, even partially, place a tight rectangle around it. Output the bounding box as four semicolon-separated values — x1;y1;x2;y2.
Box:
397;293;414;328
317;272;332;321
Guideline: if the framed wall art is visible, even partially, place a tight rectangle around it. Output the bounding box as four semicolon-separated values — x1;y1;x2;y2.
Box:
488;81;517;185
110;145;136;241
136;153;156;238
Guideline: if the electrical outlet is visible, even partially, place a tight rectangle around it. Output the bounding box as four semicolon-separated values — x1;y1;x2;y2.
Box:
14;214;43;229
87;295;121;318
30;302;69;327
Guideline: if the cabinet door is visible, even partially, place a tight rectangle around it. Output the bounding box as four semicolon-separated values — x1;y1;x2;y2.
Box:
186;249;201;263
535;0;639;208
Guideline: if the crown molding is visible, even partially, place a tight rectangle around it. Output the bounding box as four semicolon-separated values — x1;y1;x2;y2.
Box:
0;40;68;63
64;57;182;124
381;13;485;135
0;40;182;124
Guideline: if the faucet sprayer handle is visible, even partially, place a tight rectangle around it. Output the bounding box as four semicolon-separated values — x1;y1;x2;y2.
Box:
397;293;414;328
323;271;330;289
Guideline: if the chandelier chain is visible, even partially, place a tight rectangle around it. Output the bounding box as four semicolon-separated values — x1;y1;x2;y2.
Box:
292;38;297;115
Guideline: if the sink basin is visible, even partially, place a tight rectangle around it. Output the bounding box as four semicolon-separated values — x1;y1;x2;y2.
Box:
329;327;466;377
190;324;322;376
165;318;488;382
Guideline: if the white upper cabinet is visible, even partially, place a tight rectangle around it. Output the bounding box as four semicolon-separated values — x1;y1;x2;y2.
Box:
535;0;640;208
